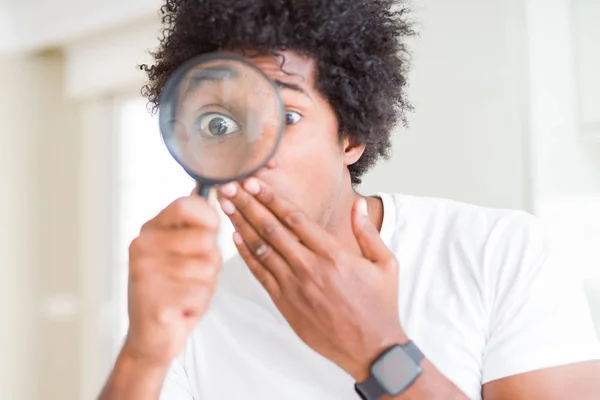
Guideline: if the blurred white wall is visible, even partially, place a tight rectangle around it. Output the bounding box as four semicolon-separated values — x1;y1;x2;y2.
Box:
527;0;600;325
361;0;530;211
528;0;600;201
1;0;599;399
0;52;80;400
0;54;40;400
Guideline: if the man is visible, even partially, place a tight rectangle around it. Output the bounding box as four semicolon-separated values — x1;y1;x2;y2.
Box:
99;0;600;399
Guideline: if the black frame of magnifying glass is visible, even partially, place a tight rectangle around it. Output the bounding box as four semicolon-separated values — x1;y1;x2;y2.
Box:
158;52;286;197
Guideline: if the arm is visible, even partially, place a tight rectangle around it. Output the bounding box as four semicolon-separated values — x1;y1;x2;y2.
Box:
349;332;468;400
386;359;468;400
98;351;169;400
483;361;600;400
99;350;196;400
97;194;222;400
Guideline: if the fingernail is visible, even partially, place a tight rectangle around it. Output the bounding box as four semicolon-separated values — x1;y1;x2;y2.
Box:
221;200;235;215
358;198;369;218
220;182;238;197
233;231;243;245
243;178;261;195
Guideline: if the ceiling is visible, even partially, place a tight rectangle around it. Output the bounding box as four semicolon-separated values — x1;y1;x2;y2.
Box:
0;0;161;54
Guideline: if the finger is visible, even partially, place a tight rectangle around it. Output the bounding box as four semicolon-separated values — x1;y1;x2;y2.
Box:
351;198;394;263
233;231;281;299
135;228;219;257
236;178;341;257
143;196;220;231
129;251;220;283
162;255;221;283
219;194;291;285
219;182;309;266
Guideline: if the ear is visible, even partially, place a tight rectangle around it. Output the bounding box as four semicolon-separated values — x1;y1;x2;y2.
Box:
342;137;366;166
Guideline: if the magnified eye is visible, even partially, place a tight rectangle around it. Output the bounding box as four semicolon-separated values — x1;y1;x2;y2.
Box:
195;113;241;138
285;111;302;126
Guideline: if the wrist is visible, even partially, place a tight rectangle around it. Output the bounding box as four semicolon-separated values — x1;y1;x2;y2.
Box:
121;334;177;370
98;350;170;400
119;346;173;374
350;329;410;383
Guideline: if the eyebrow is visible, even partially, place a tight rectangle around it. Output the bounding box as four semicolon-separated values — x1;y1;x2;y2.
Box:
273;79;312;100
181;68;312;102
183;67;237;98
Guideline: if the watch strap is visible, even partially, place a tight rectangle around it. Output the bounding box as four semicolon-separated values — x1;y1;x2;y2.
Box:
354;376;386;400
404;340;424;364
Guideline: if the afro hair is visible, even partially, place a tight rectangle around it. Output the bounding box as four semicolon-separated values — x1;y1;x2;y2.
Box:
141;0;415;184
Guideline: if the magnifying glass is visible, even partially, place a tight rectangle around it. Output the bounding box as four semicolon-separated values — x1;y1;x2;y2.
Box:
158;53;285;198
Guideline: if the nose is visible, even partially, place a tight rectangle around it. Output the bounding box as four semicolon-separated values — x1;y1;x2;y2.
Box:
255;153;279;178
265;154;279;169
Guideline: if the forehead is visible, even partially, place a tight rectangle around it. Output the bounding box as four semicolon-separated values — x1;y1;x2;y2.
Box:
245;50;317;89
178;50;317;102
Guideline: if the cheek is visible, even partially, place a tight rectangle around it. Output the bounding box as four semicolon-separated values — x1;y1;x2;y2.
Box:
282;125;343;178
258;127;344;217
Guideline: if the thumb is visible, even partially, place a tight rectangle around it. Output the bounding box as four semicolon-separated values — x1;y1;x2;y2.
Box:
351;198;391;262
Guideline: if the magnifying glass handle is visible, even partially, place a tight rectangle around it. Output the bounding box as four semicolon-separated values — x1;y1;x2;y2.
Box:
197;183;211;198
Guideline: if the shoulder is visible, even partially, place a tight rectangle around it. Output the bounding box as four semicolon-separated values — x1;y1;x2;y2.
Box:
384;192;537;225
382;194;600;383
380;193;556;309
380;192;545;255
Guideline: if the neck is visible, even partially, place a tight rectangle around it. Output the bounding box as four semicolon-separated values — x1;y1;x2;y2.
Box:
324;183;384;256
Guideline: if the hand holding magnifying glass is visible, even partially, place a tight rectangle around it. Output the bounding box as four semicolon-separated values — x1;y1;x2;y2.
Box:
118;53;286;377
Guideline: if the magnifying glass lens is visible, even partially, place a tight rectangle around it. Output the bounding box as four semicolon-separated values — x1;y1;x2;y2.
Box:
159;54;284;196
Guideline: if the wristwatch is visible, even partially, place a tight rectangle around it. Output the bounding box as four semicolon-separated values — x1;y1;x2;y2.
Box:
354;341;424;400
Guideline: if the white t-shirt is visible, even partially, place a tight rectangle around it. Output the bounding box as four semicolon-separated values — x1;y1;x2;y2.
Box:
159;193;600;400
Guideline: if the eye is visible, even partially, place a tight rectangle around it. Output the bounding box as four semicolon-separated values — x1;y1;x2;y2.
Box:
194;113;241;138
285;111;302;126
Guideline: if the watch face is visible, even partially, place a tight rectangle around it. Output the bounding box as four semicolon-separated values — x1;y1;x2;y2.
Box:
371;345;422;395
